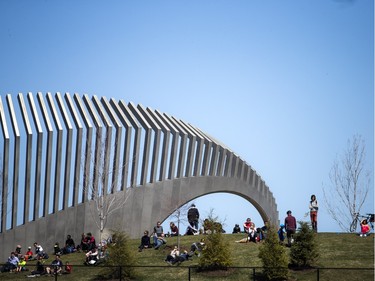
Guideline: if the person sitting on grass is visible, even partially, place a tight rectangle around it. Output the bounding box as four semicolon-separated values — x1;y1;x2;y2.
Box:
138;230;151;252
29;255;46;276
1;252;19;272
85;247;99;265
63;261;72;274
16;256;27;272
360;219;371;237
170;222;179;236
154;233;167;250
24;246;34;261
232;224;241;234
45;254;63;275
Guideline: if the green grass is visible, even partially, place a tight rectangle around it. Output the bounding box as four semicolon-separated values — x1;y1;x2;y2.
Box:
0;233;373;280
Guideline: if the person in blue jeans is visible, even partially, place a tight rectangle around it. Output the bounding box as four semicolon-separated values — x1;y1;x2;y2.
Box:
153;221;166;249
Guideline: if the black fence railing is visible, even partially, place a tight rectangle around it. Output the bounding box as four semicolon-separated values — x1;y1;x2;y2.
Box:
0;264;374;281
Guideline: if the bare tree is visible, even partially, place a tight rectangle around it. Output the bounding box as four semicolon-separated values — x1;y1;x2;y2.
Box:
82;135;131;243
323;134;372;232
167;203;191;250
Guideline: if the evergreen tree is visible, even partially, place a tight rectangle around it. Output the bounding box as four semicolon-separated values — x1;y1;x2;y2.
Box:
101;231;135;280
198;214;232;271
290;221;319;267
258;224;289;280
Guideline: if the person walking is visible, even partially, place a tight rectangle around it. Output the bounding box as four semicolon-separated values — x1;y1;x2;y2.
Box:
187;204;200;230
309;194;319;232
284;210;297;247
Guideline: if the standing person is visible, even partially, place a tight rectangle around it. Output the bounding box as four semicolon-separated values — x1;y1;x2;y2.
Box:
284;210;297;247
309;194;319;232
187;204;200;230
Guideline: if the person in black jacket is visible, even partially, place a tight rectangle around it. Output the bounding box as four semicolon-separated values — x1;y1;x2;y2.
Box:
138;230;151;252
187;204;200;230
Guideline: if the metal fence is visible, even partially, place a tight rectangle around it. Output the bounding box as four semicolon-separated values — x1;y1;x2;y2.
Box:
0;264;374;281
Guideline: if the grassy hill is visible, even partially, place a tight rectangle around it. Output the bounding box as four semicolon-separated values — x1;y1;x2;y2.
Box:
0;232;373;281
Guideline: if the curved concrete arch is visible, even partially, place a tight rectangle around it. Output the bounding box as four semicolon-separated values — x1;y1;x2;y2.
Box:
0;92;278;261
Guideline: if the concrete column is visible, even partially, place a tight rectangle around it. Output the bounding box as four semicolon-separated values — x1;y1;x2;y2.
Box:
6;94;20;228
110;99;132;190
17;93;32;223
0;96;10;232
65;93;83;206
37;93;53;216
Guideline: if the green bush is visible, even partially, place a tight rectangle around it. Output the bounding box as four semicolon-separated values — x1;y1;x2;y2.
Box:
100;231;135;280
258;224;289;280
290;221;319;268
198;217;232;271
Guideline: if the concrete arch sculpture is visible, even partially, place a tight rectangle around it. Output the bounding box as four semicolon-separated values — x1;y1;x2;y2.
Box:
0;92;278;261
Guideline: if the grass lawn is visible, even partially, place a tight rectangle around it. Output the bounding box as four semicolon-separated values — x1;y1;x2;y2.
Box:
0;232;373;280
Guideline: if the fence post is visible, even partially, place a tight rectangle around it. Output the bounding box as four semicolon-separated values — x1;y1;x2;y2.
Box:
119;265;122;281
252;268;256;280
317;268;319;281
188;266;191;281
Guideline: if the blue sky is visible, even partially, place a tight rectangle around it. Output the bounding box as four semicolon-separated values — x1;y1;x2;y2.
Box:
0;0;373;233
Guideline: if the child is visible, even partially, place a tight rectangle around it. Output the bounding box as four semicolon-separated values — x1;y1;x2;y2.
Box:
16;257;27;272
63;261;72;274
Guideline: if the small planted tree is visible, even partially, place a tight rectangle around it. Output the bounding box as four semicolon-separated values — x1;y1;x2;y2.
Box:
198;210;232;271
100;230;135;280
290;221;319;268
258;224;289;281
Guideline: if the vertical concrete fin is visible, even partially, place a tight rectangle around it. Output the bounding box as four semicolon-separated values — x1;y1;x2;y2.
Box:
146;107;170;181
37;92;52;216
128;102;151;185
0;96;9;232
65;93;83;206
28;93;43;220
137;104;161;183
74;94;93;203
118;100;141;187
6;94;20;228
109;98;132;190
101;96;122;193
56;93;73;210
17;93;32;224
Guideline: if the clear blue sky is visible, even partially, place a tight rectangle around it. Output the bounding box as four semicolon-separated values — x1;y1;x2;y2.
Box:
0;0;373;233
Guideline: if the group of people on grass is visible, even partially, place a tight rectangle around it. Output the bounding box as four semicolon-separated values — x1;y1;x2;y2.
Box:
1;231;110;276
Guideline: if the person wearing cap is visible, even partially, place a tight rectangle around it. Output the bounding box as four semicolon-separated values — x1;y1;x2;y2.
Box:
284;210;297;247
24;246;34;261
15;245;22;258
278;224;286;243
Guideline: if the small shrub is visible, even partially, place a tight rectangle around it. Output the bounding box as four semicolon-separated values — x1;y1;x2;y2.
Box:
258;224;289;280
290;221;319;268
198;215;232;271
100;230;135;280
